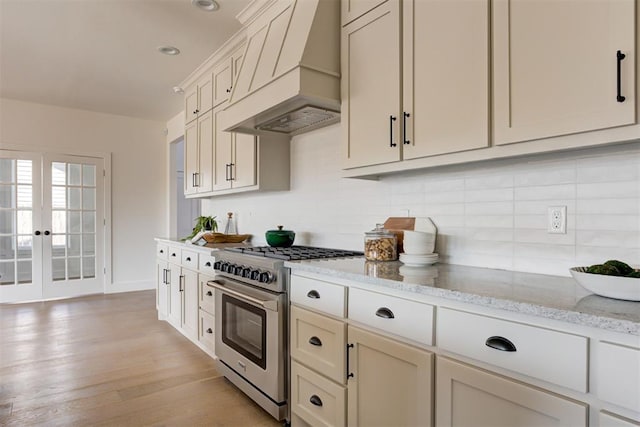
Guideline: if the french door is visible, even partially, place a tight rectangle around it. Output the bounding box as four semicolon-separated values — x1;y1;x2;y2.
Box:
0;150;105;303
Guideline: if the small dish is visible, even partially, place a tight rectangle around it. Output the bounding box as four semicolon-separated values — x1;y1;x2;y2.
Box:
399;253;439;267
569;267;640;301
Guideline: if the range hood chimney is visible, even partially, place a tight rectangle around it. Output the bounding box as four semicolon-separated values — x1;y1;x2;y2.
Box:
219;0;340;136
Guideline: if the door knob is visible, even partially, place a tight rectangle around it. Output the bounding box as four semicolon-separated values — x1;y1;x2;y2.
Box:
44;230;51;236
34;230;41;236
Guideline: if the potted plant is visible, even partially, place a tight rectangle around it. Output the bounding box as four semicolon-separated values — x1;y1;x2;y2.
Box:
182;215;217;241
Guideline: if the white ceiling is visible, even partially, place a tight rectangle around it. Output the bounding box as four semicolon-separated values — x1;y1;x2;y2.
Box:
0;0;250;121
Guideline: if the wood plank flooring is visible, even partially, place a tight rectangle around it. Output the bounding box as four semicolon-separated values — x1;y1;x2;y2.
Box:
0;290;281;427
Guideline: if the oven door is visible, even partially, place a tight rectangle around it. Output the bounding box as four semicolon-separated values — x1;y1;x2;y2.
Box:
210;276;286;403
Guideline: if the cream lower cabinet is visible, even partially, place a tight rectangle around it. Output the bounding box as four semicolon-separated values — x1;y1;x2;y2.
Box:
436;356;588;427
156;258;169;319
347;325;433;427
198;273;215;353
493;0;636;146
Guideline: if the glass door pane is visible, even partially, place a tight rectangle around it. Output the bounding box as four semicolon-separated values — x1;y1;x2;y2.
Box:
0;152;42;303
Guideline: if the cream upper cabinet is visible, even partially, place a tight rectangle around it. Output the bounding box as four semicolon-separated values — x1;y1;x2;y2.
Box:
342;1;402;169
212;108;256;192
347;325;433;427
213;46;245;107
184;73;214;124
402;0;489;159
184;110;214;196
436;356;588;427
493;0;636;145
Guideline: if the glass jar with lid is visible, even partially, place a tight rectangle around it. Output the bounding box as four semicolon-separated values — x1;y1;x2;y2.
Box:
364;224;398;261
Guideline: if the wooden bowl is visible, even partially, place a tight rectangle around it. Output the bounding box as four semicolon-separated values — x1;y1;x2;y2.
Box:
202;233;250;244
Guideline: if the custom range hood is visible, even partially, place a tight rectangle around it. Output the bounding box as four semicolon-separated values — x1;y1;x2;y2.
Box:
219;0;340;136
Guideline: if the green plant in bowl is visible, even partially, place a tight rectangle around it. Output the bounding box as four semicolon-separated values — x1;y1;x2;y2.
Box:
182;215;217;241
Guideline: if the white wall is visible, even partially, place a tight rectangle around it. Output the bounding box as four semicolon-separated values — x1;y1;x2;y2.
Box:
0;97;166;292
202;124;640;277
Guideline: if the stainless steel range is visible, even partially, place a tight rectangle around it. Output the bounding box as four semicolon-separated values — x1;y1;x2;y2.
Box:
206;246;362;421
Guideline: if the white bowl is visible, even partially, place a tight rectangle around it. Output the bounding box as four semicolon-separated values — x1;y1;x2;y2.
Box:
569;267;640;301
403;230;436;254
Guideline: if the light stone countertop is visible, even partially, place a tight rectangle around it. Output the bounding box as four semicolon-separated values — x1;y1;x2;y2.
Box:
154;237;251;253
285;258;640;336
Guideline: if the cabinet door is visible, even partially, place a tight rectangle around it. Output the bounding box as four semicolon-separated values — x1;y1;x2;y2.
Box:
184;120;199;196
232;133;257;189
403;0;489;159
156;259;169;318
493;0;636;145
213;59;233;107
197;110;214;193
342;1;401;169
231;46;244;80
198;73;213;114
213;109;233;191
184;85;199;124
168;265;182;327
181;268;199;339
347;326;433;427
436;357;587;427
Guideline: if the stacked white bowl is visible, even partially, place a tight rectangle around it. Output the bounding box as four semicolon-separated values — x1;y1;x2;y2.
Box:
399;217;438;266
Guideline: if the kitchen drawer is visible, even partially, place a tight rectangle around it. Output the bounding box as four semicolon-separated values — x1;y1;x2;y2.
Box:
200;277;215;315
437;307;588;392
167;246;180;263
597;341;640;412
290;274;347;318
291;305;346;384
291;360;346;427
156;243;169;260
181;249;198;270
199;254;216;275
198;309;215;352
348;287;434;346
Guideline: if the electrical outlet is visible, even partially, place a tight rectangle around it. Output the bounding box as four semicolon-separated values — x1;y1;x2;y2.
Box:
547;206;567;234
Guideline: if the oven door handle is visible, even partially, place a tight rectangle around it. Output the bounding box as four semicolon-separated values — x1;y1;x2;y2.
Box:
209;280;279;312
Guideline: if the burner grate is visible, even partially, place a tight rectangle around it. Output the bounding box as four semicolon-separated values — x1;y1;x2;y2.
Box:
226;245;363;261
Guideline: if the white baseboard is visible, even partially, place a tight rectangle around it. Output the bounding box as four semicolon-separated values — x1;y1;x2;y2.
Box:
105;280;155;294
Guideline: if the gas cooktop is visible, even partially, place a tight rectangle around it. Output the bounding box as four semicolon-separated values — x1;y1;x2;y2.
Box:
225;245;363;261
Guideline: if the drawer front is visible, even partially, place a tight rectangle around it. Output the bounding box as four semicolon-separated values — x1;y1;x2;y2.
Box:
198;309;215;352
167;246;180;263
291;306;347;384
156;243;169;260
181;250;198;270
348;287;434;346
437;307;588;392
290;274;346;318
291;361;346;427
598;342;640;412
199;254;216;275
199;277;215;315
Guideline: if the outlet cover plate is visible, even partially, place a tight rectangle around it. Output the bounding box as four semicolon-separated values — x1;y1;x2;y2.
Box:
547;206;567;234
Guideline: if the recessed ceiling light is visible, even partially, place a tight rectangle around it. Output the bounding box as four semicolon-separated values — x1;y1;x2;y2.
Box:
192;0;219;12
173;86;184;94
157;46;180;56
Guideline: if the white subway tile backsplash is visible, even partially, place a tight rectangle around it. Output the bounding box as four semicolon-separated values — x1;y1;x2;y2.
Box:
202;124;640;277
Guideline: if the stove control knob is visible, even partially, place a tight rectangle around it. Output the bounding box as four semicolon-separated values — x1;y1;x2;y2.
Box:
259;271;274;283
213;261;222;270
219;262;229;272
250;269;261;281
230;264;240;275
234;265;245;277
242;267;252;278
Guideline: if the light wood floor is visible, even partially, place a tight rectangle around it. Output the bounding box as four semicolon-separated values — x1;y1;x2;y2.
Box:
0;290;281;427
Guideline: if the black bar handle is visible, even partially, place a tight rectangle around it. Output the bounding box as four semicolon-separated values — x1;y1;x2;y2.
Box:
195;172;200;187
308;336;322;347
389;115;397;147
229;163;235;181
309;395;323;407
166;269;170;285
306;290;320;299
206;291;213;296
206;328;213;334
485;336;517;352
617;50;626;103
162;268;166;284
225;164;230;181
347;343;354;379
403;112;410;145
179;275;184;292
375;307;395;319
34;230;41;236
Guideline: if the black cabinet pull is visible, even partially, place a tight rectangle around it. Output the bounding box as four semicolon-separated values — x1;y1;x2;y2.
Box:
192;172;196;188
186;257;191;262
159;249;164;254
206;291;213;296
375;307;395;319
162;268;166;284
229;163;235;181
171;253;176;257
306;290;320;299
44;230;50;236
485;336;517;352
347;343;354;379
389;115;397;147
206;328;213;334
309;395;323;407
308;336;322;347
179;275;184;292
617;50;626;102
34;230;41;236
194;172;200;187
225;164;230;181
205;262;211;267
403;112;410;145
